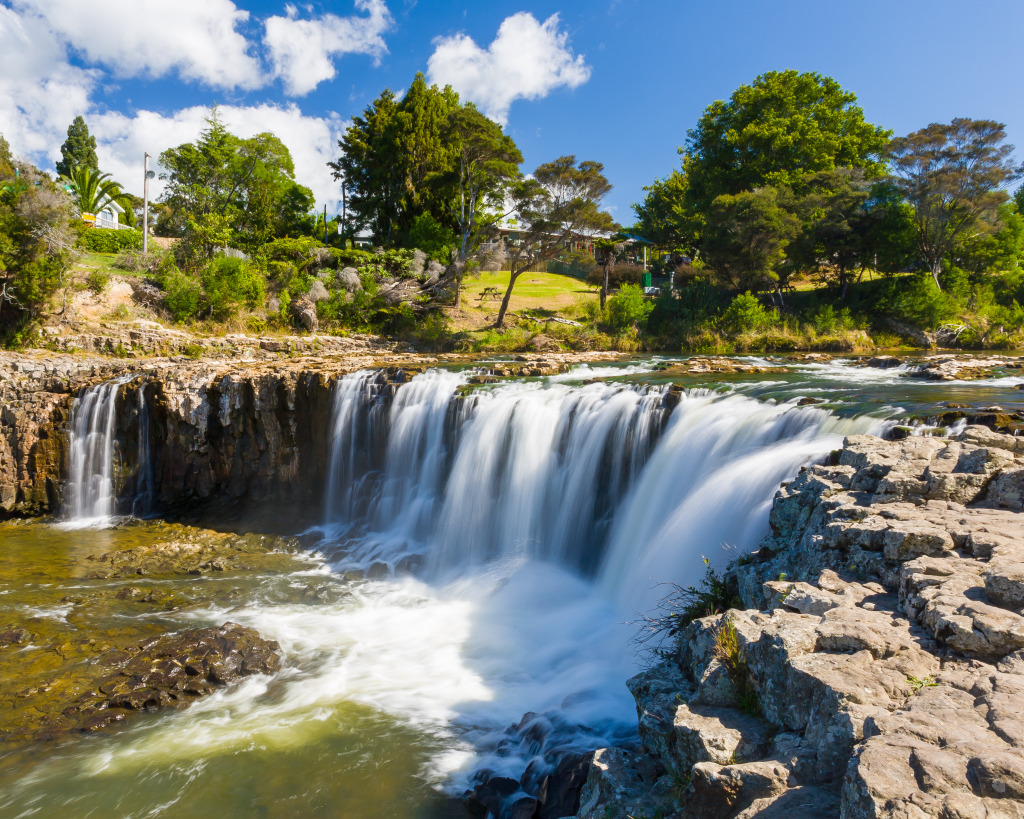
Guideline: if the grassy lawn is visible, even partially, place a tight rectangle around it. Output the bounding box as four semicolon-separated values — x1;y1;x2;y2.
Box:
76;251;120;275
457;270;599;328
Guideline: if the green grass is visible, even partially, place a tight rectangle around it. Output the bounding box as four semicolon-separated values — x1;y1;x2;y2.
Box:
461;269;599;309
77;251;119;273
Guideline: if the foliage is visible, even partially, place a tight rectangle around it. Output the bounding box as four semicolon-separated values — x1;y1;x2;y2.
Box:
0;161;79;343
56;116;98;179
406;213;455;261
721;292;777;333
62;166;130;216
683;70;891;217
161;267;203;322
702;187;801;298
496;156;615;327
634;557;740;651
79;227;143;254
714;617;760;715
159;109;315;264
200;256;265;320
888;118;1023;288
331;74;461;246
85;269;109;294
607;284;654;332
632;169;695;252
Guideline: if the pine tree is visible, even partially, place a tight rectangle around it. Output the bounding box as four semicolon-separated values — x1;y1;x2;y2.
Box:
56;116;98;178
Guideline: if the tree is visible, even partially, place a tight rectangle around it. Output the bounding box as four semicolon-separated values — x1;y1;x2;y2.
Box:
701;186;801;304
434;105;523;305
330;75;461;246
0;161;78;342
56;116;99;179
62;166;128;215
595;234;626;309
889;118;1023;289
683;71;891;219
495;156;613;328
787;169;872;298
160;110;315;264
632;169;697;252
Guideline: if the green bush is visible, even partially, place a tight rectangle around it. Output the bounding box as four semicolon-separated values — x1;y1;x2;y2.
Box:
162;268;202;322
86;269;110;294
722;292;776;333
406;214;455;261
80;228;143;254
607;283;654;332
200;255;265;320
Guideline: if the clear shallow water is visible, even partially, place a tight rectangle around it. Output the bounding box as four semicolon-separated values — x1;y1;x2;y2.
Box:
3;358;1022;817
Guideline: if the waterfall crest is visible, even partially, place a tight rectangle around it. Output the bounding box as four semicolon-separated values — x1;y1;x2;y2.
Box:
322;369;885;609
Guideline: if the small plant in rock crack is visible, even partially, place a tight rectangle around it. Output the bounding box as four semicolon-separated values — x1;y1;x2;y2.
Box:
632;555;741;655
907;675;938;693
714;616;761;716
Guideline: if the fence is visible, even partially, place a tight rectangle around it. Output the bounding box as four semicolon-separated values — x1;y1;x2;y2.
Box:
546;259;594;280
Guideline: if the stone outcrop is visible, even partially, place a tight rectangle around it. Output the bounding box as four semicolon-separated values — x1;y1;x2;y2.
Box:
63;622;281;733
585;427;1024;818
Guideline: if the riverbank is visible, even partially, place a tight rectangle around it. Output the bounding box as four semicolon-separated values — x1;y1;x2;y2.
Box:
560;427;1024;818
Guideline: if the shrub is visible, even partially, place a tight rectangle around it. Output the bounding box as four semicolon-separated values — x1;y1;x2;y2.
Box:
86;269;109;294
607;283;654;332
200;255;265;320
406;213;455;261
162;268;202;322
722;292;776;333
80;228;143;254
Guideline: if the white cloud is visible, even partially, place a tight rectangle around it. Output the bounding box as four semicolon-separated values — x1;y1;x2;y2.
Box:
0;6;97;160
12;0;264;91
427;12;591;126
264;0;393;96
91;104;347;211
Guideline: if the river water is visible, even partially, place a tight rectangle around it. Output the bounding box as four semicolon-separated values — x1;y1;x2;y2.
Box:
1;356;1022;817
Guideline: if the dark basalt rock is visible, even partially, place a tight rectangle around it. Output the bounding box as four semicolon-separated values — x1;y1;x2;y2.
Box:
63;622;281;730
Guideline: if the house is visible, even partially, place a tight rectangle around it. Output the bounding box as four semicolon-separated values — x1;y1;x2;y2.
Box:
90;200;129;230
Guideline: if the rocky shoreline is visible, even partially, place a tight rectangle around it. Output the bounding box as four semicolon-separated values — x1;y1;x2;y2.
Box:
540;426;1024;818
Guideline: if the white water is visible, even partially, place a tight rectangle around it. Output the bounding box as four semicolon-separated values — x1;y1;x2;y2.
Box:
50;365;891;800
309;369;888;783
64;379;125;526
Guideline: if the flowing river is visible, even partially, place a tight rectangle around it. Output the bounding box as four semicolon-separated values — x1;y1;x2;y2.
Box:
1;356;1022;817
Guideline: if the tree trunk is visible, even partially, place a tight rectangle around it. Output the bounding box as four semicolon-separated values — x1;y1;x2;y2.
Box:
931;261;943;291
495;268;522;328
601;262;609;310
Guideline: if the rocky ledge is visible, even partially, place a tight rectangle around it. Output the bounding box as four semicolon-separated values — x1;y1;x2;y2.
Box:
573;427;1024;818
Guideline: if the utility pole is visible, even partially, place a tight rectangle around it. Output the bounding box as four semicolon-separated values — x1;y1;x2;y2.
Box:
323;204;328;245
341;179;347;247
142;153;151;254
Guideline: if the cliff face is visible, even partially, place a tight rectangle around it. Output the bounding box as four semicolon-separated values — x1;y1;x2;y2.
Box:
0;355;131;518
578;428;1024;819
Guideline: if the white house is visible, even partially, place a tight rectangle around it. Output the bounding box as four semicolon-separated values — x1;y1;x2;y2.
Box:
93;199;127;230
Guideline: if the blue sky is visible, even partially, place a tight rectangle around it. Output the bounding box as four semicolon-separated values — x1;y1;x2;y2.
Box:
2;0;1022;221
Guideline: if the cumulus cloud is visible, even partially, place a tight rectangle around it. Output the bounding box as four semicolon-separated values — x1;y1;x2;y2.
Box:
0;6;97;159
91;104;347;210
427;12;591;126
264;0;393;96
12;0;264;90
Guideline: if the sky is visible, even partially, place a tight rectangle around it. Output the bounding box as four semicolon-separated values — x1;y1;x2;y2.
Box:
2;0;1022;222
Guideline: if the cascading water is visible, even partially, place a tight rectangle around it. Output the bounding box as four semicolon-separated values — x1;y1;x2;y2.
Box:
64;376;154;526
311;367;888;785
64;379;125;525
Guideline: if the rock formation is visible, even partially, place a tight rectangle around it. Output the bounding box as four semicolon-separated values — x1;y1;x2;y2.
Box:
578;427;1024;818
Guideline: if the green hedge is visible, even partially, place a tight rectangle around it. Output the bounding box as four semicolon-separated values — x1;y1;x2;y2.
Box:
80;228;143;254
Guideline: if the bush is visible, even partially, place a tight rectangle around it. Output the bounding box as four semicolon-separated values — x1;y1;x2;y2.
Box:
607;283;654;332
587;262;645;289
721;292;776;333
80;228;143;254
406;214;455;261
86;269;109;294
162;268;202;322
200;255;265;320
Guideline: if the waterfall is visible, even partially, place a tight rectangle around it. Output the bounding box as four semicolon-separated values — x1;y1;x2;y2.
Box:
322;369;885;610
131;382;154;517
65;379;124;525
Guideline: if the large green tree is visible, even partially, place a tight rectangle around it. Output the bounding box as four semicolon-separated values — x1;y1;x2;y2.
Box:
701;186;801;303
496;156;614;328
159;110;315;264
330;74;461;246
683;70;891;218
888;118;1023;289
55;116;99;179
632;168;696;252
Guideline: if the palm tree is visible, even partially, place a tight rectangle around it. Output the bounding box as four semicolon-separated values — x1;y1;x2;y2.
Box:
62;165;130;216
